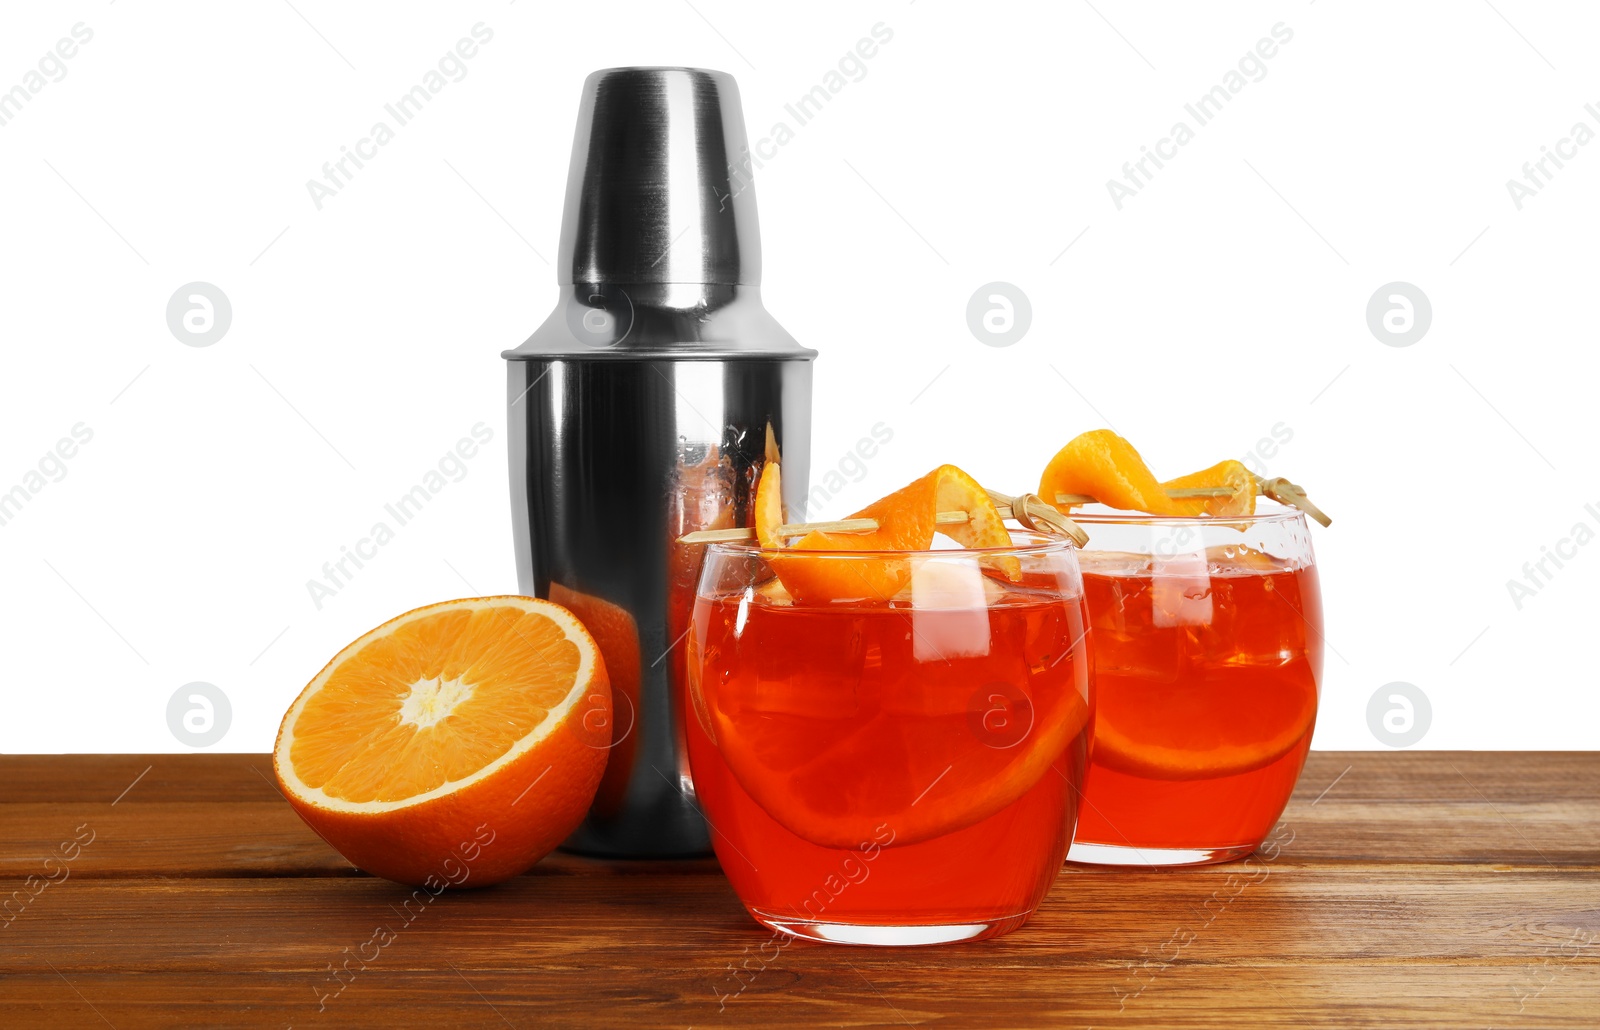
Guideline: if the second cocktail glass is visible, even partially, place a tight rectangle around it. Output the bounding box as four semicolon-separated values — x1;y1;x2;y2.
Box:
1067;507;1324;866
685;531;1091;945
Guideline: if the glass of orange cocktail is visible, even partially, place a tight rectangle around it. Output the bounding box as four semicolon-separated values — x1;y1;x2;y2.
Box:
1067;508;1323;866
685;531;1091;945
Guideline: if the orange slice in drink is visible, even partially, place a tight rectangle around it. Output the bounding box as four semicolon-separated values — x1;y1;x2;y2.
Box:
1041;429;1177;515
716;682;1091;848
273;597;611;887
700;586;1094;850
1162;459;1258;517
1090;669;1317;779
758;463;1015;603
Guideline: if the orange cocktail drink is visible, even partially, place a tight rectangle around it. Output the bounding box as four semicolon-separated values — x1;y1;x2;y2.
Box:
1067;509;1323;865
686;532;1091;945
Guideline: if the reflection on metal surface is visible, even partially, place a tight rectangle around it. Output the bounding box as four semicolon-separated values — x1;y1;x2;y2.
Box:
504;67;814;856
507;359;811;856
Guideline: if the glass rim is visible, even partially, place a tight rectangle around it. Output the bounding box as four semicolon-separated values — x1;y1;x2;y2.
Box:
1065;504;1309;528
704;527;1077;559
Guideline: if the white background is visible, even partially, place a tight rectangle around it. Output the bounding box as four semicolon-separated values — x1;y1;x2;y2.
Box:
1;1;1595;753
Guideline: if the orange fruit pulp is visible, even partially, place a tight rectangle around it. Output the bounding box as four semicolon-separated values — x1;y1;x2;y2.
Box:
273;596;611;887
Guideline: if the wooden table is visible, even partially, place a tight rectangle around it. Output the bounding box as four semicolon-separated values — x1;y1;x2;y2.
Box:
2;753;1596;1028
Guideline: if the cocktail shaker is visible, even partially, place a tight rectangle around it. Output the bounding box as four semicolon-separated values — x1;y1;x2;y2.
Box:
505;68;815;857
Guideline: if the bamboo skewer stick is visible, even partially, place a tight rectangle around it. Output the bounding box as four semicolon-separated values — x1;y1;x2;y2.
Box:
1256;477;1333;528
677;474;1332;546
677;511;973;545
1053;477;1333;528
676;496;1089;546
1052;486;1235;504
985;489;1089;547
678;511;977;545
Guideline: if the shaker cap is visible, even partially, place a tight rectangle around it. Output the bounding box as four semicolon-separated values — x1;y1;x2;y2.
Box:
559;67;760;286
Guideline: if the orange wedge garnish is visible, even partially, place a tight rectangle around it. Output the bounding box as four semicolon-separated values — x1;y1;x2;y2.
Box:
753;459;788;550
758;463;1015;603
1041;430;1177;515
1162;459;1257;517
273;597;610;887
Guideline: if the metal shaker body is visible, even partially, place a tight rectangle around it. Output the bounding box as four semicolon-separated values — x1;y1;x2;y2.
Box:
505;69;814;857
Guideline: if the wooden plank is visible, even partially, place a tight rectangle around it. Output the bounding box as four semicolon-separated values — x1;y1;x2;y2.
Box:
1288;751;1600;805
0;753;283;804
4;753;1597;877
0;803;356;879
2;753;1597;1027
8;752;1598;807
3;868;1597;969
3;871;1598;1026
2;963;1597;1030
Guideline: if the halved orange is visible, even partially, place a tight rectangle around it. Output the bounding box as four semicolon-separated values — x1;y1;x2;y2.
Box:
1162;459;1258;517
1041;430;1177;515
548;583;637;820
758;463;1015;603
273;597;611;887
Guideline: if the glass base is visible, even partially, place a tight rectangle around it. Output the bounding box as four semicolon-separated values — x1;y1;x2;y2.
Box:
1066;841;1257;867
749;908;1032;946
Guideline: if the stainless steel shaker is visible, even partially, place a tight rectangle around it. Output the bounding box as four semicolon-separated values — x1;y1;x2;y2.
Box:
505;67;815;857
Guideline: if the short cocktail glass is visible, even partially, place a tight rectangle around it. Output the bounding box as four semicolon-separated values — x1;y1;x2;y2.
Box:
685;531;1091;945
1066;507;1323;866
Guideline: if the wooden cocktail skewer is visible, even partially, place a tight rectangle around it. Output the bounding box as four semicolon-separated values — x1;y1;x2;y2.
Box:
676;490;1089;546
1254;477;1332;527
1052;486;1235;504
985;489;1089;546
677;511;963;545
1053;476;1332;528
677;474;1332;546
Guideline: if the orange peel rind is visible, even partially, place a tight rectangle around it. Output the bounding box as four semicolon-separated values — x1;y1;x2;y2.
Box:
1162;459;1258;517
1041;430;1176;516
754;463;1017;603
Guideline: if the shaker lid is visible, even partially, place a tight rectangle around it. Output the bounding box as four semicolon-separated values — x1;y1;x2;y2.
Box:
560;67;759;287
504;68;814;361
